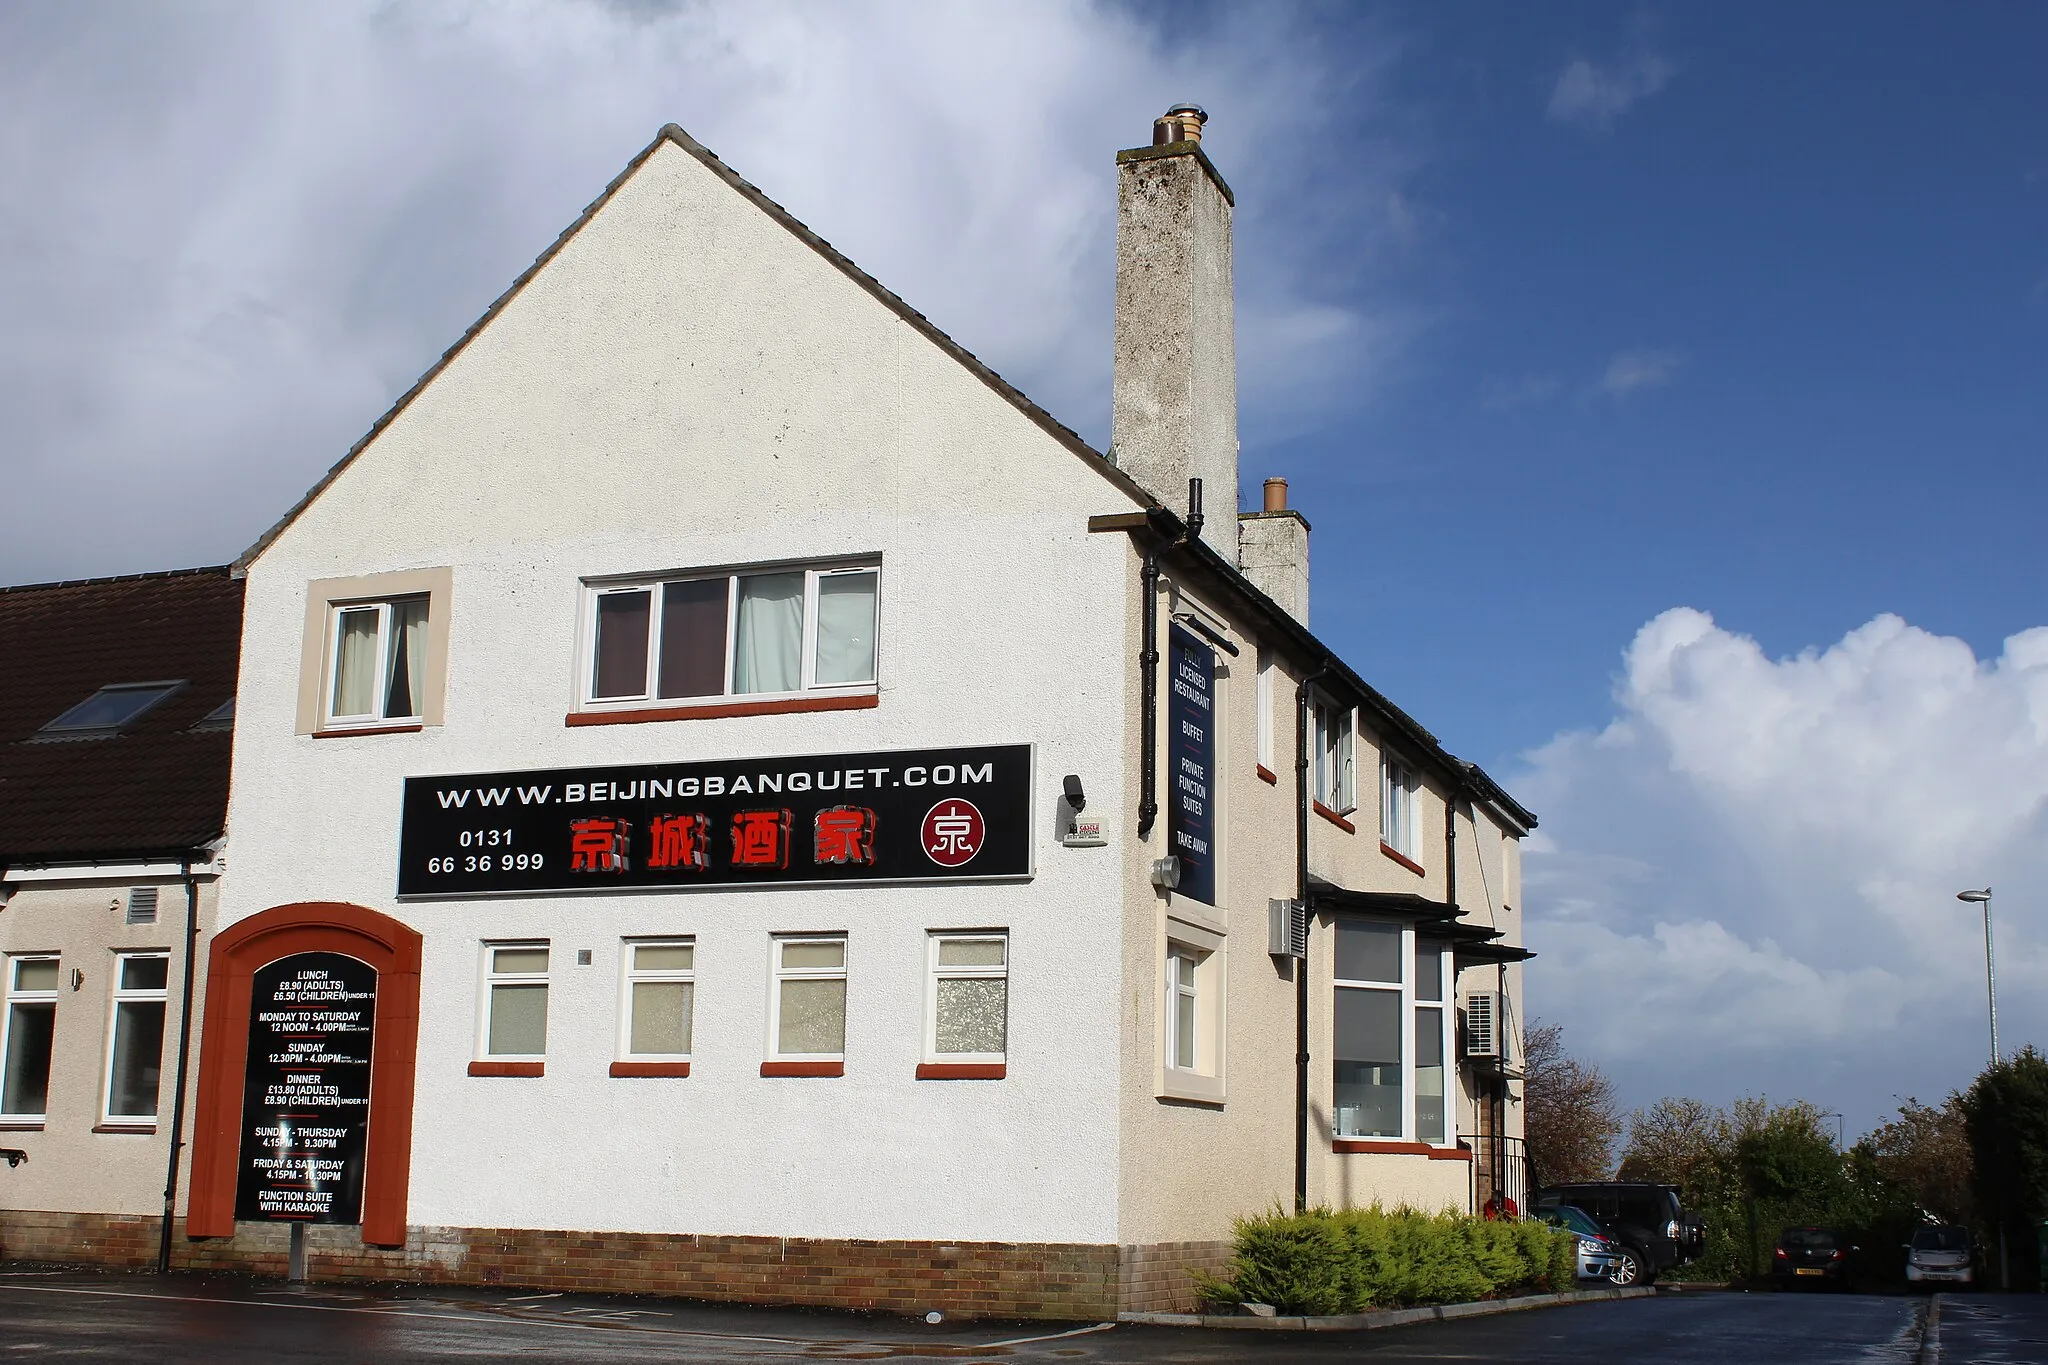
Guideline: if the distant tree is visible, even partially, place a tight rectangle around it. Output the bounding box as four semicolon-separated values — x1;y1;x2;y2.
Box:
1522;1020;1621;1187
1958;1046;2048;1289
1853;1097;1973;1227
1619;1096;1732;1199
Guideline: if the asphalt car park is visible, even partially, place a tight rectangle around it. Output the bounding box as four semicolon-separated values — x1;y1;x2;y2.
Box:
0;1267;1935;1364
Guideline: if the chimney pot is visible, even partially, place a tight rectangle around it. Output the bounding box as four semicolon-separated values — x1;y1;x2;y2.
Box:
1153;102;1208;145
1263;477;1288;513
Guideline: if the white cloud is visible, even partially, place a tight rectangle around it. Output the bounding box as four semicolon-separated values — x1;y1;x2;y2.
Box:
1547;50;1673;130
1518;609;2048;1135
1597;348;1679;396
0;1;1418;583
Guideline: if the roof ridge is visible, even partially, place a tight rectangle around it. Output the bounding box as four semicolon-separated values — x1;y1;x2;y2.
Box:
0;564;233;596
234;122;1150;573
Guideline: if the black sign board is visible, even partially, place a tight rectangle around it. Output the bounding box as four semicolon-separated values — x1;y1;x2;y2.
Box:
235;952;376;1224
1168;627;1218;905
398;744;1033;897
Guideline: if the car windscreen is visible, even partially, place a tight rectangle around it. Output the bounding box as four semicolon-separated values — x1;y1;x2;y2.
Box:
1912;1227;1971;1252
1780;1228;1838;1249
1546;1206;1605;1239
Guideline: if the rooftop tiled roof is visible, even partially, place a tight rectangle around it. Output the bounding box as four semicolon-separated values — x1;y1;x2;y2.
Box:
0;566;243;862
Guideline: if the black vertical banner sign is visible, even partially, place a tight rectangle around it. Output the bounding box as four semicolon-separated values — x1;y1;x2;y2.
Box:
235;952;377;1224
1168;624;1218;905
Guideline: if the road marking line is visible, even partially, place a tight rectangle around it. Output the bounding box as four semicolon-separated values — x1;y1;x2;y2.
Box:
980;1322;1116;1348
505;1291;564;1301
0;1283;816;1347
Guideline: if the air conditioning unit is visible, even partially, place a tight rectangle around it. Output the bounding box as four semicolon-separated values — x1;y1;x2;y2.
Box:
1463;991;1502;1060
1267;899;1307;959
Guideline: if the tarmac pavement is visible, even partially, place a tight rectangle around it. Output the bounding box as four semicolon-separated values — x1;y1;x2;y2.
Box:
0;1265;1936;1362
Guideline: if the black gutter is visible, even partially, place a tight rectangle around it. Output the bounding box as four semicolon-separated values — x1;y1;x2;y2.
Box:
157;856;204;1273
1294;660;1330;1214
1104;505;1536;834
1137;545;1161;839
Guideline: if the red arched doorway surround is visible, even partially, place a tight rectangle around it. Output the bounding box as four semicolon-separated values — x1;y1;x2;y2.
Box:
185;902;422;1247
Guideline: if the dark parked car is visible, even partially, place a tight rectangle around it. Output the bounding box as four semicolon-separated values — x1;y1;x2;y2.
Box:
1772;1225;1855;1290
1534;1182;1703;1286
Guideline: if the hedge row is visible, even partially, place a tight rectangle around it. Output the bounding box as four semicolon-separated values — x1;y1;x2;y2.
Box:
1195;1206;1580;1316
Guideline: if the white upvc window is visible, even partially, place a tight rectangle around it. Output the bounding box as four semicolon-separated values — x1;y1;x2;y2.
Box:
1255;649;1275;771
103;953;169;1125
582;562;879;708
1313;698;1355;813
1331;922;1455;1143
479;943;549;1061
326;595;430;726
1166;944;1203;1072
1382;757;1419;858
926;933;1007;1062
619;940;694;1060
770;936;847;1060
1;955;60;1123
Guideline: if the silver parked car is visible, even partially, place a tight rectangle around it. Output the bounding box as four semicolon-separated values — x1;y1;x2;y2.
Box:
1538;1204;1623;1282
1904;1225;1974;1287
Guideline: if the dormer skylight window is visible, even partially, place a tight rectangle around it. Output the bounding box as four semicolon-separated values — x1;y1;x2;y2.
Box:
192;697;235;732
39;681;185;738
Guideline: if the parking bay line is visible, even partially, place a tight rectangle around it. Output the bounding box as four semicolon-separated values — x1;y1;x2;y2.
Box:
0;1283;824;1349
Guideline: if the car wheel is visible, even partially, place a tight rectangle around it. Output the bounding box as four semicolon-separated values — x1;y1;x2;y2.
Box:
1609;1248;1644;1287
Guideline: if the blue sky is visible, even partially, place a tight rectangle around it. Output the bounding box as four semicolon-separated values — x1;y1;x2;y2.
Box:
4;1;2045;1137
1271;1;2048;770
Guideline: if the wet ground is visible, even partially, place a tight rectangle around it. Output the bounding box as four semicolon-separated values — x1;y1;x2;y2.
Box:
0;1266;1946;1362
1937;1292;2048;1364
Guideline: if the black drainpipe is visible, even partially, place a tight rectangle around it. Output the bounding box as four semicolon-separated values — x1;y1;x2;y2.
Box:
1136;479;1204;843
157;854;204;1274
1294;661;1330;1213
1137;544;1161;839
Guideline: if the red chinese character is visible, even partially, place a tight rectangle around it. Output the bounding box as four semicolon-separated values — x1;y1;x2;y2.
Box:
569;818;631;873
647;813;710;871
730;809;792;869
813;806;877;866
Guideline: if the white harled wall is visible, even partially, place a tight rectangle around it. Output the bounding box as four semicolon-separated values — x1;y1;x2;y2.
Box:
220;138;1135;1246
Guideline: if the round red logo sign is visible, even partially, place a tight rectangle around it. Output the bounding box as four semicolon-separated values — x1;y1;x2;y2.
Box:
921;798;986;868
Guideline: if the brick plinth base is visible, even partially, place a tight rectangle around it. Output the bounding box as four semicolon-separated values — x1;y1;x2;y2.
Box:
1;1210;1133;1320
1119;1239;1233;1313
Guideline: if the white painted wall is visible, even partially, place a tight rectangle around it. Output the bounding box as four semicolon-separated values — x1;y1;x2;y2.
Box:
221;138;1136;1245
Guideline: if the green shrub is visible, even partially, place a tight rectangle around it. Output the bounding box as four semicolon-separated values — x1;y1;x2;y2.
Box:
1209;1205;1579;1315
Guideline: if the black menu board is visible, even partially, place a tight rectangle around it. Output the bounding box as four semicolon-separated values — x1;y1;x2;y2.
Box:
234;952;376;1223
1167;625;1217;905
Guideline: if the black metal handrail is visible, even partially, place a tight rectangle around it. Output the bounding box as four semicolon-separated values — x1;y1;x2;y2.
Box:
1462;1132;1526;1215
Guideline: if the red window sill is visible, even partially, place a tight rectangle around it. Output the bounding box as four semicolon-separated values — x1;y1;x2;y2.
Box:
916;1062;1006;1080
1380;841;1425;877
1313;801;1356;834
760;1060;844;1078
93;1123;156;1135
312;723;424;739
567;693;878;727
468;1061;544;1077
610;1061;691;1078
1429;1146;1475;1162
1256;764;1278;786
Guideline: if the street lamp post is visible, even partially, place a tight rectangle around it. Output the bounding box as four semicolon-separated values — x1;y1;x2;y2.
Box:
1956;886;2005;1289
1957;888;1999;1067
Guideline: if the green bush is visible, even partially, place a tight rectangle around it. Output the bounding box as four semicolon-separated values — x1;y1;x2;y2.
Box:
1201;1206;1579;1315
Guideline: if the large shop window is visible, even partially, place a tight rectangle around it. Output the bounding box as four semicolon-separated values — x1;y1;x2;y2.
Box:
480;943;550;1061
584;563;879;709
771;937;847;1060
1332;922;1454;1143
1;956;59;1123
927;933;1007;1063
103;953;168;1125
1382;757;1420;860
1313;699;1355;814
620;940;694;1060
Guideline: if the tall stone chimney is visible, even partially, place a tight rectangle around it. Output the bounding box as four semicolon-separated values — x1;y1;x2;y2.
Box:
1111;104;1238;551
1239;476;1310;623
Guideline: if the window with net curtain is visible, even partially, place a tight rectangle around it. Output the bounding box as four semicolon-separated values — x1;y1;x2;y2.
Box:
329;596;429;724
589;564;878;704
773;938;846;1057
622;941;694;1058
484;945;549;1058
928;935;1007;1059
